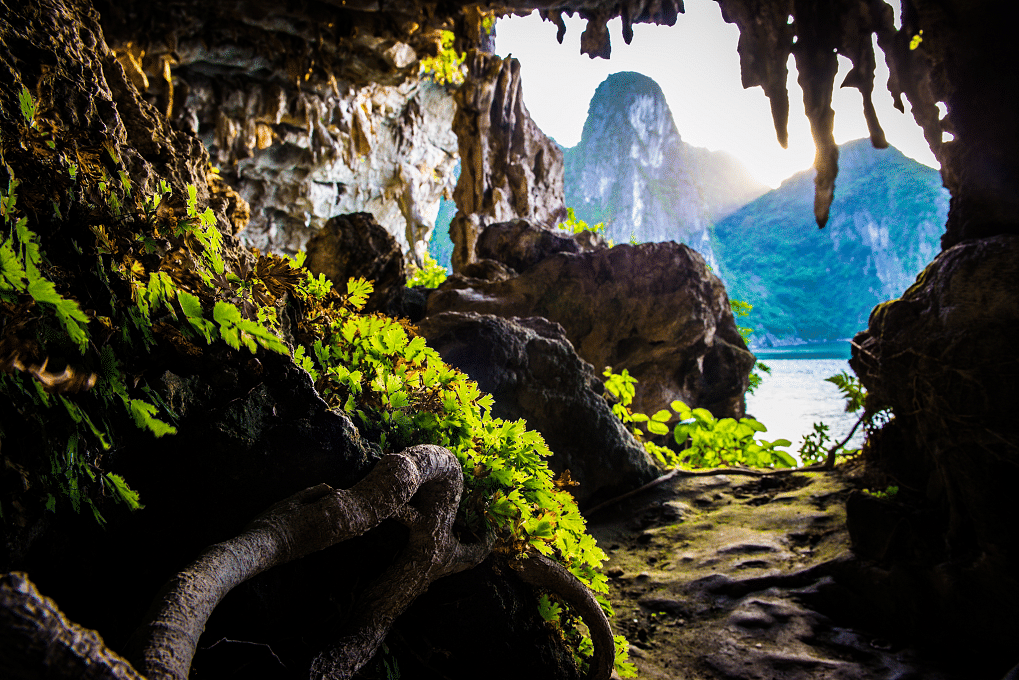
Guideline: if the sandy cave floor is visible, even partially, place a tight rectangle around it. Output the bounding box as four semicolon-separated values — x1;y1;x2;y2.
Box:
586;470;962;680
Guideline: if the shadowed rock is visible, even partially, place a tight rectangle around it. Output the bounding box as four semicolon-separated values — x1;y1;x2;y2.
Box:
304;212;407;313
427;240;755;420
416;312;659;508
848;234;1019;672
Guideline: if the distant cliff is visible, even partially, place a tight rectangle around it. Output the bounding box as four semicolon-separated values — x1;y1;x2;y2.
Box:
562;72;767;266
713;139;949;346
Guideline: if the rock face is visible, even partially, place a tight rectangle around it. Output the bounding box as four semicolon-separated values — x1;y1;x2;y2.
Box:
474;218;605;274
416;312;659;507
96;1;460;260
563;72;767;267
847;234;1019;673
715;139;948;344
590;472;963;679
304;212;407;313
427;239;755;420
449;52;567;272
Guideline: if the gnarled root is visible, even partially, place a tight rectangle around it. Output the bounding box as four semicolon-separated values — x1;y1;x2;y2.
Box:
512;553;615;680
2;444;616;680
126;444;490;680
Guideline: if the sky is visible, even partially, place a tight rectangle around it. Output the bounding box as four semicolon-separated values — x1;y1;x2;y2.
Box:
493;0;939;188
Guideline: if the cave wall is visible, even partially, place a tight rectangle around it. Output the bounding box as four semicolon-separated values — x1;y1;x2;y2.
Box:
21;0;1019;672
96;0;461;262
449;50;567;272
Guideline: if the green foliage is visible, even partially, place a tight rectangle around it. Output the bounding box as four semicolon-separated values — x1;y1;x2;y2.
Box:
863;485;898;499
603;367;795;470
18;86;37;128
286;276;632;675
1;87;293;526
667;400;796;469
537;593;562;624
2;87;631;674
557;207;605;235
712;140;947;343
797;421;835;465
614;634;638;677
419;31;465;86
405;253;448;288
729;297;771;395
825;370;865;414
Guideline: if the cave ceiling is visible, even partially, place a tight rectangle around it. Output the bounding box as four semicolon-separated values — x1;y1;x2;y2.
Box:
94;0;1016;241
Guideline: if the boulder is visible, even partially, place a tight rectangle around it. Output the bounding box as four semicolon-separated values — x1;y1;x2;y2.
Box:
848;234;1019;672
304;212;407;313
427;241;755;420
416;312;659;508
475;219;602;273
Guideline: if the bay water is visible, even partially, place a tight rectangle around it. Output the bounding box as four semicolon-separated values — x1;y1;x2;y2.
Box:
744;341;867;457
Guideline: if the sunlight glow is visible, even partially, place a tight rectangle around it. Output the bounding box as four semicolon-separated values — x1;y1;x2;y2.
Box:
494;0;937;188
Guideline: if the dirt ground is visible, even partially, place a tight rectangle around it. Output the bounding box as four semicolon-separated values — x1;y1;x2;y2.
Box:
587;469;961;680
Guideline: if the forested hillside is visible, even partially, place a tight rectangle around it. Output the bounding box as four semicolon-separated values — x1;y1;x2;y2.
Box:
713;139;948;345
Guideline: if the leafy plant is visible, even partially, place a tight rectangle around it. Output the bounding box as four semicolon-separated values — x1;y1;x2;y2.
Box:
602;367;795;470
798;421;834;465
863;485;898;499
730;297;771;394
285;275;633;676
2;87;293;526
419;31;465;86
405;252;447;288
2;86;633;676
557;207;605;236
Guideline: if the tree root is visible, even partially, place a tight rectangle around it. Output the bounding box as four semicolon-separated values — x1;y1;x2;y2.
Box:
0;571;144;680
1;444;616;680
511;553;614;680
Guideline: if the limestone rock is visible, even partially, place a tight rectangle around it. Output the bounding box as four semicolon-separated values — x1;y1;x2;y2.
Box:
563;72;767;267
848;234;1019;670
415;312;659;508
427;241;755;420
449;51;566;272
475;219;604;274
304;212;407;313
97;4;460;259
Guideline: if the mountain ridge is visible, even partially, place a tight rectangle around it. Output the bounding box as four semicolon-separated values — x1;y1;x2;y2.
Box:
562;71;768;265
713;138;948;347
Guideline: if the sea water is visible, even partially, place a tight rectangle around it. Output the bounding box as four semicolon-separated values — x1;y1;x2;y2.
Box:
744;341;867;455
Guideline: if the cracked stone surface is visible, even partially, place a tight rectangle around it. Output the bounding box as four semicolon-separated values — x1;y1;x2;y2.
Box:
589;471;963;680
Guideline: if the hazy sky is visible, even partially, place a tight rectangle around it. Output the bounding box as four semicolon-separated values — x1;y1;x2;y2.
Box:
494;0;939;188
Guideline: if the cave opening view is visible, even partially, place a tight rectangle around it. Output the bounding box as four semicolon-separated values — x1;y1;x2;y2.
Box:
2;2;1017;680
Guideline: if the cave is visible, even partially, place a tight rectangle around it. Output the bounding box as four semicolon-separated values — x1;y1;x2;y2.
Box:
1;0;1017;679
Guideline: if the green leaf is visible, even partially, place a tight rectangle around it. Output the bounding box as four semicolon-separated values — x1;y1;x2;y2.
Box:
186;184;198;216
177;290;217;344
0;238;27;291
19;86;37;126
27;278;89;352
105;472;145;509
741;418;767;432
650;409;671;422
537;594;562;623
772;450;797;468
127;398;177;437
646;421;670;436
